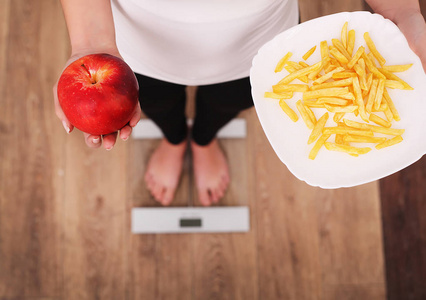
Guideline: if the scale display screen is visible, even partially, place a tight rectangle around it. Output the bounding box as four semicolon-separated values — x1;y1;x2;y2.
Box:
180;218;202;227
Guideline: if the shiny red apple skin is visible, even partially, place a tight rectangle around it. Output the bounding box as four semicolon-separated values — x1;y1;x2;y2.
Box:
57;54;139;135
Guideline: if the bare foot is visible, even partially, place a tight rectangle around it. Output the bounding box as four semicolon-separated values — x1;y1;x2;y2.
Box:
191;138;230;206
144;138;187;205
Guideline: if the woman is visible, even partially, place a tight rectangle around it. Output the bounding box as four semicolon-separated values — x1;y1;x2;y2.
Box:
54;0;426;206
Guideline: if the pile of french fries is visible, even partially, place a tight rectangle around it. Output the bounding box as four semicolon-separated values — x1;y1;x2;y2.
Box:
265;22;413;160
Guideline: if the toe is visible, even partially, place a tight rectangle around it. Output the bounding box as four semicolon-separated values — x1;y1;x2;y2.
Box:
152;184;164;202
198;188;211;206
210;189;220;204
161;187;174;206
216;187;225;201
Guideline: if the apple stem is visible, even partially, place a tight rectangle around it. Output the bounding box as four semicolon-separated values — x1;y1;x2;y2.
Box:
81;64;96;84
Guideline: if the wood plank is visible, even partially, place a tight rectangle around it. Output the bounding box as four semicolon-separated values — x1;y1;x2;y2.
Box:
0;0;10;98
126;89;193;299
323;284;386;300
191;109;258;300
0;0;64;298
62;137;128;300
316;184;386;291
379;156;426;300
251;110;322;300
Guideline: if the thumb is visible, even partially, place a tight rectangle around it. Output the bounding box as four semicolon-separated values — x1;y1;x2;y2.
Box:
53;82;74;134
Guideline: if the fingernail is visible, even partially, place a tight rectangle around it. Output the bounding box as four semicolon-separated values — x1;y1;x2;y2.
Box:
62;121;70;134
106;146;113;151
123;136;129;141
93;137;100;144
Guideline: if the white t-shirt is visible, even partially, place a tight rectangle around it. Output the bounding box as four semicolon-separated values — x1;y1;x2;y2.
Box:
111;0;299;85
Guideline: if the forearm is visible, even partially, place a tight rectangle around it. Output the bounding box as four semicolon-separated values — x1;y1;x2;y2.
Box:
60;0;117;55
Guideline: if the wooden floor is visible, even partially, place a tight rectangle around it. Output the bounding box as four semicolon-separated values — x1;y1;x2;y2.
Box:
0;0;425;299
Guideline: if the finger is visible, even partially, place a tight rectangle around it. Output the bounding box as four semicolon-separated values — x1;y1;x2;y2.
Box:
83;133;102;148
102;132;118;150
119;125;132;141
53;84;74;134
129;103;142;127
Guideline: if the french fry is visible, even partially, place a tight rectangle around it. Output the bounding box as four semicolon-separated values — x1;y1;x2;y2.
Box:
313;67;345;85
338;92;356;100
335;134;345;145
369;113;391;128
347;46;365;69
354;63;367;90
303;87;349;100
310;77;353;91
347;29;356;56
264;91;293;99
303;100;325;108
344;119;405;135
299;61;310;68
362;53;386;79
343;135;387;144
286;61;303;70
364;32;386;66
385;80;405;89
363;73;373;98
332;71;357;79
324;104;358;113
303;46;317;61
332;38;351;60
323;127;374;137
376;135;403;149
382;64;413;72
308;112;329;144
330;46;349;64
324;142;371;155
333;112;345;123
275;52;293;72
279;99;299;122
383;89;400;121
318;97;350;106
366;79;378;113
373;102;388;112
378;68;413;90
278;61;322;85
384;107;394;122
352;76;369;122
304;104;317;125
309;134;331;160
374;79;385;111
273;84;309;93
341;22;348;48
296;100;315;129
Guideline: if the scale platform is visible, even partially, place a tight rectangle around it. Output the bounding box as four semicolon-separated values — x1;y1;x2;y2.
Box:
132;118;246;139
131;118;249;234
132;207;250;234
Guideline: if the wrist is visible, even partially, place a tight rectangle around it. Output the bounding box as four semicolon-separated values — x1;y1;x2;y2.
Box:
71;43;120;59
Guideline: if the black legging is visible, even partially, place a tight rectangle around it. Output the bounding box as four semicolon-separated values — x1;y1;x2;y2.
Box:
135;73;254;146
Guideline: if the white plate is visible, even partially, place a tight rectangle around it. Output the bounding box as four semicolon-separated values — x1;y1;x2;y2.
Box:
250;11;426;189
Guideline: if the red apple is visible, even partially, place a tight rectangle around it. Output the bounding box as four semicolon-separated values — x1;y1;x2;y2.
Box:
57;54;139;135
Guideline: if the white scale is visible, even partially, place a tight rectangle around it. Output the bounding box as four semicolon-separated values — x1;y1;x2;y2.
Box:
131;118;250;234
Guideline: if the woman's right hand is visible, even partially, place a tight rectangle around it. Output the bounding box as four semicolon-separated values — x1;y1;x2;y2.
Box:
53;48;142;150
